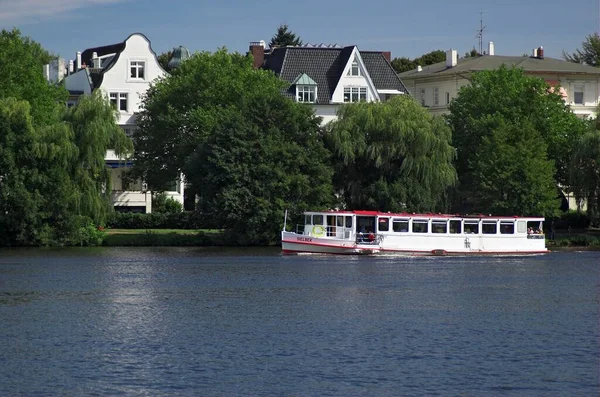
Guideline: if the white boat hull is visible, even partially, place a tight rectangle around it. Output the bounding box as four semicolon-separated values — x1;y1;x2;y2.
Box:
281;231;548;256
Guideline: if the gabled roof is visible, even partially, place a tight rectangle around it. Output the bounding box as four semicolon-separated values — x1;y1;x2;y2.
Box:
399;55;600;79
263;46;407;103
76;32;166;90
292;73;317;85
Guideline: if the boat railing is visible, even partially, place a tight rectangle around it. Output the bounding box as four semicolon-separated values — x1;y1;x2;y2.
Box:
294;224;354;239
356;232;381;245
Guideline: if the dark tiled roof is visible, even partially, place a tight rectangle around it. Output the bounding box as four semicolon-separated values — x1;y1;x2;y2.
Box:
361;51;408;92
263;46;407;103
399;55;600;78
81;42;125;69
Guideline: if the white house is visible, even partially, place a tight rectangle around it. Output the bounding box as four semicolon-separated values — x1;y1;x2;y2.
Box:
53;33;184;213
249;41;408;124
399;42;600;118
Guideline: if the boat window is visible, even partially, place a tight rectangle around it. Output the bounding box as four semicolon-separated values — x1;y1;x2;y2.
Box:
313;214;323;225
393;219;409;232
305;215;313;225
345;216;352;228
482;221;497;234
337;216;344;227
378;217;389;232
464;221;479;234
432;220;447;233
412;220;428;233
500;221;514;234
517;221;526;233
449;220;461;234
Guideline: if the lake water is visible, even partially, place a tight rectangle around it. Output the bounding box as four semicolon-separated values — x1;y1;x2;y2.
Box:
0;248;598;396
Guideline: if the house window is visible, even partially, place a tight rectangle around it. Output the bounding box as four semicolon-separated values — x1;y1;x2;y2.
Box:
130;61;145;79
433;87;439;105
119;93;128;111
121;126;135;138
420;88;426;106
347;56;360;76
574;84;584;104
445;92;450;105
109;92;117;108
297;85;316;103
343;87;367;102
110;92;128;111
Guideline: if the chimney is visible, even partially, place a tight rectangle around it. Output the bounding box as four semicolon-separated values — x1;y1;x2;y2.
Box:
417;65;422;72
488;41;494;56
538;46;544;59
68;60;74;74
92;51;100;68
532;48;538;58
249;41;265;69
76;51;82;70
445;49;458;68
43;64;50;81
382;51;391;62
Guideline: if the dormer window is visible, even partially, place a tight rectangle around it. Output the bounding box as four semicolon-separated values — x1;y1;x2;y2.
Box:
130;61;145;79
347;56;360;76
297;85;316;103
292;73;318;104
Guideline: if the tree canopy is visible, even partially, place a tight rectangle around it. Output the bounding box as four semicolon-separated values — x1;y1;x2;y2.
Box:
391;50;446;73
133;49;334;243
157;49;173;73
570;128;600;226
325;95;457;212
447;65;586;216
563;33;600;67
0;29;131;246
269;24;302;48
0;28;66;125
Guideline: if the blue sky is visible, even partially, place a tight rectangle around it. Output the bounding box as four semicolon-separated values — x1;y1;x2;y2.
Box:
1;0;597;61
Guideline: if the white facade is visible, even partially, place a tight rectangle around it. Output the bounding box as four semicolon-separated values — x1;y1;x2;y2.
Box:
58;33;184;213
400;47;600;118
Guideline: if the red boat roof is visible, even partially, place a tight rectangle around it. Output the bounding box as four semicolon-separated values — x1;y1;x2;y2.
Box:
304;210;544;220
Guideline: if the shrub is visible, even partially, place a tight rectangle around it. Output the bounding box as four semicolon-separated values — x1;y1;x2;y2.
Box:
552;211;590;230
106;211;215;229
66;216;106;246
152;192;183;214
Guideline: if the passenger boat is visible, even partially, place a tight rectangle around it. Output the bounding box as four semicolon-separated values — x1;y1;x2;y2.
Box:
281;210;548;256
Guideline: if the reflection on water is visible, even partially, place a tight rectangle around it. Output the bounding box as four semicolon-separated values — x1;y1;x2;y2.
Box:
0;248;598;395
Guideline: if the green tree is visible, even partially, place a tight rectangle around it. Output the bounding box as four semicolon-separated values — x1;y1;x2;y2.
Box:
63;91;133;224
391;50;446;73
0;28;67;125
325;95;457;212
563;33;600;67
570;130;600;226
152;192;183;213
133;49;334;243
447;65;586;215
269;24;302;48
471;120;558;215
0;30;132;245
157;50;173;72
464;47;479;58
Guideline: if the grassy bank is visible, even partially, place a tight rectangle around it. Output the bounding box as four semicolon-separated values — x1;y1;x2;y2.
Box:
103;229;224;246
546;228;600;249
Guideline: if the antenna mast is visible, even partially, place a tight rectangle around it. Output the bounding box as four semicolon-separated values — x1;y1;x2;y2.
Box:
475;12;488;55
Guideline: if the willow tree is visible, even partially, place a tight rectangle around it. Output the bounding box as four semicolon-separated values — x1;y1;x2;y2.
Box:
63;91;133;224
570;130;600;226
326;95;457;212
